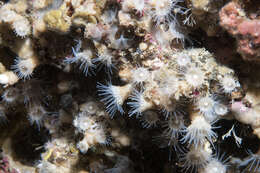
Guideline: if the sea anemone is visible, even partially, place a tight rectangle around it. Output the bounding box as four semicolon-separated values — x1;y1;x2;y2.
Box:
153;67;179;95
122;0;146;15
1;86;20;104
240;150;260;173
181;114;217;148
184;66;205;88
131;67;150;85
77;126;108;153
176;53;191;67
200;150;229;173
79;101;99;115
213;103;228;116
11;57;37;79
149;0;176;25
27;104;47;129
220;75;239;94
0;8;17;22
169;22;186;44
112;34;132;50
201;159;227;173
180;146;212;173
160;96;184;119
197;95;216;120
140;110;159;128
127;89;154;117
12;18;31;38
94;49;115;75
97;83;132;117
73;113;98;133
64;40;96;76
162;115;185;139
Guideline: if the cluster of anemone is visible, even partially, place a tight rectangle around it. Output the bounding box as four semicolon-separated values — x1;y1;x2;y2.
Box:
0;80;50;129
73;112;109;153
97;48;239;117
97;47;240;172
0;6;31;38
0;0;194;82
122;0;191;25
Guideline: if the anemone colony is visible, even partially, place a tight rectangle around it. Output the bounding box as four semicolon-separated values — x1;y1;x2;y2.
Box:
0;0;260;173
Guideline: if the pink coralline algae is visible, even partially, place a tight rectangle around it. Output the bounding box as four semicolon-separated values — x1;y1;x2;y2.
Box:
219;2;260;61
0;156;18;173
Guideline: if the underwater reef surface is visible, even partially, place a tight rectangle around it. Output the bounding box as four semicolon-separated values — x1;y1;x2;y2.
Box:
0;0;260;172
